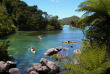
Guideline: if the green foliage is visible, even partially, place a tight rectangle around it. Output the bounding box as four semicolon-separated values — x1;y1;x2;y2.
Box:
0;5;16;37
69;19;80;28
0;41;10;61
0;0;62;38
46;25;54;31
76;0;110;48
51;54;58;60
51;54;63;61
60;16;80;25
61;43;110;74
0;0;62;31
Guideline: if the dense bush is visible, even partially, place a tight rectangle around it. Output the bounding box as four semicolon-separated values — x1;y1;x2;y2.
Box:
0;5;16;37
61;43;110;74
0;41;10;61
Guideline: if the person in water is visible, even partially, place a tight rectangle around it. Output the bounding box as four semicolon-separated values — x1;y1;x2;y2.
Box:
67;40;70;43
39;35;43;40
31;47;35;51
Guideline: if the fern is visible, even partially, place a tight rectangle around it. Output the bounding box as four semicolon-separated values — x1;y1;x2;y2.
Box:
61;43;110;74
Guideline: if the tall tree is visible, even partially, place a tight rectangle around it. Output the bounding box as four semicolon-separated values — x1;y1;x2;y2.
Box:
77;0;110;49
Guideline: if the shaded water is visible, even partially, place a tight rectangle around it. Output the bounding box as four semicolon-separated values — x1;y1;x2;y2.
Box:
0;25;83;73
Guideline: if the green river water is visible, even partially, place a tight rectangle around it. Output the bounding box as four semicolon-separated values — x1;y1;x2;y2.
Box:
0;25;83;73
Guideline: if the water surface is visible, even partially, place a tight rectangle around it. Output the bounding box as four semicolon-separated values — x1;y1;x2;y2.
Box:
0;25;83;73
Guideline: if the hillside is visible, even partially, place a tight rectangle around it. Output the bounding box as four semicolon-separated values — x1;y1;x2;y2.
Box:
60;16;80;25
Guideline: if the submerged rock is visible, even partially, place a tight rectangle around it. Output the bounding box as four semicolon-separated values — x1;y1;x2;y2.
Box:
63;47;70;51
8;68;21;74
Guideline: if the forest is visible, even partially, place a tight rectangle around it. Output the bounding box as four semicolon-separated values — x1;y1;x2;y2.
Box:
0;0;62;38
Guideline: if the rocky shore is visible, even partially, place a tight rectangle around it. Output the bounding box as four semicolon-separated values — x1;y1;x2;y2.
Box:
0;46;75;74
0;61;20;74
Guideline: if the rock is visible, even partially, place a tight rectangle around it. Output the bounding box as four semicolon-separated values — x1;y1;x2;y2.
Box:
40;58;48;66
27;67;34;72
33;63;42;68
30;70;39;74
8;68;21;74
74;59;80;65
46;61;59;73
8;55;12;58
33;65;42;72
0;61;10;72
63;47;69;51
73;49;81;55
42;66;49;72
33;63;50;73
57;53;63;60
56;46;62;51
40;58;60;73
44;48;58;56
6;61;17;69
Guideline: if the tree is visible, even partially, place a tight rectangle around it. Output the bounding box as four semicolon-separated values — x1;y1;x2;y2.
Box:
0;5;16;37
77;0;110;48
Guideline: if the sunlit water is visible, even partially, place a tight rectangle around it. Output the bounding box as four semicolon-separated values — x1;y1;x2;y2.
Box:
0;25;83;73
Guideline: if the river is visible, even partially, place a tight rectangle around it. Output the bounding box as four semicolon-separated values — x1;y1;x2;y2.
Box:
0;25;83;73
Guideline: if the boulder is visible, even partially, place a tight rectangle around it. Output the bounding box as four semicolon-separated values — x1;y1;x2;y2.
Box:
40;58;60;73
73;49;81;55
33;63;41;67
44;48;58;56
42;66;49;72
56;46;62;51
57;53;63;60
74;59;80;65
27;67;34;72
46;61;59;73
63;47;70;51
30;70;39;74
8;68;21;74
0;61;10;72
40;58;48;66
33;63;50;73
33;65;42;72
28;63;50;74
6;61;17;69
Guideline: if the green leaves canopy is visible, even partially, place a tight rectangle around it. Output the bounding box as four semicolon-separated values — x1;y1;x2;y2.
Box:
77;0;110;46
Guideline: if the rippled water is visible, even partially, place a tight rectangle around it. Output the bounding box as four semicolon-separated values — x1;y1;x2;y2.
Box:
0;25;83;73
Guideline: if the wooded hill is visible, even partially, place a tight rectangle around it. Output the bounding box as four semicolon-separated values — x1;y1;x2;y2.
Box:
60;16;80;25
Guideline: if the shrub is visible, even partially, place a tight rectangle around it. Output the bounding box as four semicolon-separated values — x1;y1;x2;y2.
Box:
0;41;10;61
46;25;54;31
61;43;110;74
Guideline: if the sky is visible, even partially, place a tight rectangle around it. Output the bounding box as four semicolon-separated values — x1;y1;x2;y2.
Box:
21;0;85;19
